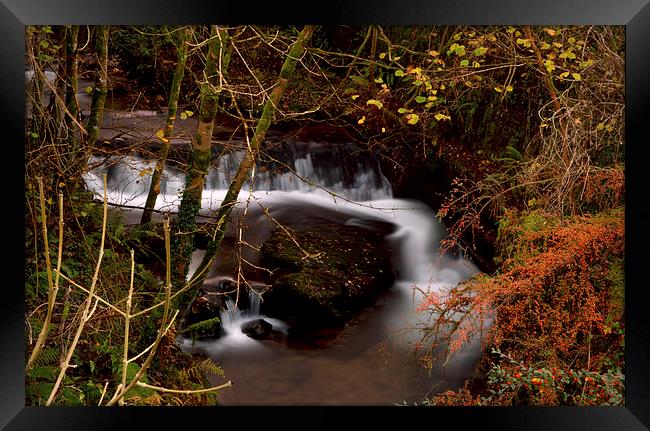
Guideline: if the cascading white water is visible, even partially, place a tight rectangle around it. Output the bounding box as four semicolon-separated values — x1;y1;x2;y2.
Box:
219;294;288;337
83;141;393;211
84;142;478;334
84;138;483;404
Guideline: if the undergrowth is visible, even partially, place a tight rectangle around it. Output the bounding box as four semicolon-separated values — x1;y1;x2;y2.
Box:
25;182;229;406
418;208;625;406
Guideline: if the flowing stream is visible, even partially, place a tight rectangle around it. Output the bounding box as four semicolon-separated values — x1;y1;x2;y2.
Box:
83;133;482;405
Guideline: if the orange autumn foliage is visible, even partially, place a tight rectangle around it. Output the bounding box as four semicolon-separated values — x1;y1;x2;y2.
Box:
419;209;625;405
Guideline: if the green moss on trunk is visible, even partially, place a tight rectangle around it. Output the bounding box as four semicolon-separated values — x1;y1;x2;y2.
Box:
85;26;109;147
141;27;191;225
184;25;317;302
172;26;231;303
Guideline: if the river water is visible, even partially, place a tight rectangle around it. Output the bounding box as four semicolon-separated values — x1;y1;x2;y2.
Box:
83;131;482;405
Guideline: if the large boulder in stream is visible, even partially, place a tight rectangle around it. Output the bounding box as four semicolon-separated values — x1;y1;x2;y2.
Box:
260;221;396;333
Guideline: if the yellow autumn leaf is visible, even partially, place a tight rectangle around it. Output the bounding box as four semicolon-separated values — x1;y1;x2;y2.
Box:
407;113;420;125
179;110;194;120
357;116;366;125
494;86;503;93
544;28;557;36
381;127;386;133
155;129;169;143
571;73;582;81
379;52;386;59
544;60;555;73
351;95;360;100
506;85;513;92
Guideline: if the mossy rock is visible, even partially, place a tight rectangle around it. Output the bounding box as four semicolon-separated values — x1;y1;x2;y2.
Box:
180;316;222;341
180;288;230;340
260;221;395;330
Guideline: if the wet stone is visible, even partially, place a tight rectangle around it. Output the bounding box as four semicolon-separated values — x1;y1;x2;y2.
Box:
259;221;396;339
241;319;283;341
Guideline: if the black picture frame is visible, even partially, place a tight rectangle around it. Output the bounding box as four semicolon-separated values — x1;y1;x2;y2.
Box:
4;1;649;429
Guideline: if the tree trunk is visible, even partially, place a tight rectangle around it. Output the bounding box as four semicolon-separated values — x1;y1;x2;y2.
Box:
171;26;231;288
64;26;80;134
62;25;81;177
85;25;110;148
368;25;378;92
178;25;316;308
25;27;45;143
141;26;191;225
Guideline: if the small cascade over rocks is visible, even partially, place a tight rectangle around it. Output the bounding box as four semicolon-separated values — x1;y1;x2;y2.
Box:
85;128;483;404
182;277;287;343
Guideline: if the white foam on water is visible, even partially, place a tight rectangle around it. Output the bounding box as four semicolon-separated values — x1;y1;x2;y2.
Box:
84;141;486;402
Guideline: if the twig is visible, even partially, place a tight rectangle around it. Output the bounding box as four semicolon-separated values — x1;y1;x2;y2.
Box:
54;271;126;317
47;174;109;405
98;380;109;406
119;249;136;406
128;310;179;364
105;218;175;406
135;380;233;395
27;184;64;372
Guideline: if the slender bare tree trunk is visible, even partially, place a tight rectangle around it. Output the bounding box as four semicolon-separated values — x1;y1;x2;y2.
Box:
171;26;231;288
141;26;191;225
59;25;84;187
64;26;80;138
368;25;378;92
178;25;316;307
25;27;45;143
85;25;110;148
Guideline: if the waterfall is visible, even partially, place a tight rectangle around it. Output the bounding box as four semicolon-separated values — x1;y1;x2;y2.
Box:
217;291;288;341
88;132;484;403
220;297;243;334
85;139;478;332
83;140;393;210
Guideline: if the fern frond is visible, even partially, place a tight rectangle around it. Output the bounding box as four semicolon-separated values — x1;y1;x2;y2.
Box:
33;346;60;368
195;358;225;378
